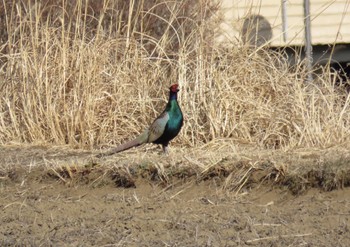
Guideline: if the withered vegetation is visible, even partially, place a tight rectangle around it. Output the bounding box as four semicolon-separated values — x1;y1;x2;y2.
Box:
0;0;350;193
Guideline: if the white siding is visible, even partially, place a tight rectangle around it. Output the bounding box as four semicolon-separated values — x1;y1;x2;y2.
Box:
217;0;350;46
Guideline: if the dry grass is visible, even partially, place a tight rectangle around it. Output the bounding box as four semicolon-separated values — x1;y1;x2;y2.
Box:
1;143;350;195
0;0;349;152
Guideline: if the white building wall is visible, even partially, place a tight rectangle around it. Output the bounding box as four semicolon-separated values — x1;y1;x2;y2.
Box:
216;0;350;46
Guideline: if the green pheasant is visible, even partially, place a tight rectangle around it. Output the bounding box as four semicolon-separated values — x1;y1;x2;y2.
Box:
98;84;183;157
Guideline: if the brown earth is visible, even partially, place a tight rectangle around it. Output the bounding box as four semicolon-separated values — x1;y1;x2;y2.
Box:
1;144;350;246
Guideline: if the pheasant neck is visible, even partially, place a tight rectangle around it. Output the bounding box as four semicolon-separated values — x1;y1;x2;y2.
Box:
169;91;178;101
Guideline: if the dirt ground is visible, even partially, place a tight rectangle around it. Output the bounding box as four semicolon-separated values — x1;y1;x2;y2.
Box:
1;144;350;246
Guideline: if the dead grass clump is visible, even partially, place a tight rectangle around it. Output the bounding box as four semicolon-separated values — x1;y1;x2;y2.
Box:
0;0;349;152
44;163;123;187
308;159;350;191
282;157;350;194
110;168;136;188
46;162;102;185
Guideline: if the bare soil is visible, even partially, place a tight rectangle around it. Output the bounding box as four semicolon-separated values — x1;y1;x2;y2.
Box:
1;145;350;246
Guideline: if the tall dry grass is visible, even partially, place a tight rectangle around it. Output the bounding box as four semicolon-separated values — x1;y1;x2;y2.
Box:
0;0;349;150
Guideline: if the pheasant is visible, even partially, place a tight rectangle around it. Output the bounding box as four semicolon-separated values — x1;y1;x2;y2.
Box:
97;84;183;157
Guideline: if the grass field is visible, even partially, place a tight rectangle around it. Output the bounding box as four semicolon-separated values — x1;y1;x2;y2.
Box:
1;0;350;245
1;0;349;149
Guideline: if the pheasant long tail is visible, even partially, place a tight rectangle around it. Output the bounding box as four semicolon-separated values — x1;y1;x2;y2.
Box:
97;130;149;157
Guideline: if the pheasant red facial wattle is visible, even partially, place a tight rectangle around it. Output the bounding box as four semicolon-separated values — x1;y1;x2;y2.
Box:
170;84;180;93
98;84;183;157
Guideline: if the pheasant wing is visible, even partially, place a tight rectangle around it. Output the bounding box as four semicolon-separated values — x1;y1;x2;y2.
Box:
147;111;169;143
